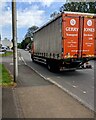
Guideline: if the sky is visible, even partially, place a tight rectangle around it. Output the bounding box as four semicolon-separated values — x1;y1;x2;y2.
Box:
0;0;66;43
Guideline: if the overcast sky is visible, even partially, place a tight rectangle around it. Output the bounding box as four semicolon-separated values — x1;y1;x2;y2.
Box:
1;0;66;43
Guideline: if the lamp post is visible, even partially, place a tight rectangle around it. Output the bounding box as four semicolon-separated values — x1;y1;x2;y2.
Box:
12;0;18;82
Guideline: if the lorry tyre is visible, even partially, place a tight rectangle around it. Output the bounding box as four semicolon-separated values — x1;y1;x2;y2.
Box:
53;65;60;72
47;63;53;72
47;62;59;72
32;58;34;62
31;55;35;62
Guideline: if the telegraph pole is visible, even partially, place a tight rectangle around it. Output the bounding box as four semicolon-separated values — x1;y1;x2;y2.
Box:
12;0;18;82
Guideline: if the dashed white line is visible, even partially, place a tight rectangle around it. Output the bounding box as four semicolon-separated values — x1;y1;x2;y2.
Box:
21;57;27;65
72;85;77;88
19;57;21;61
83;91;87;94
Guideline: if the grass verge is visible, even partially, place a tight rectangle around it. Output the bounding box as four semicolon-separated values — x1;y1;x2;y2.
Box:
0;51;13;57
0;64;14;86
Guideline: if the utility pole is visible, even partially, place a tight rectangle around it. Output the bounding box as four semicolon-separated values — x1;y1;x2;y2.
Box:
12;0;18;82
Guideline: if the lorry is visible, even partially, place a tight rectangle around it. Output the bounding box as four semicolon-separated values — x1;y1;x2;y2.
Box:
31;12;96;72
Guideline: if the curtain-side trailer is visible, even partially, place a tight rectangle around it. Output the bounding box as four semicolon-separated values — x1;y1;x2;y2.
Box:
31;12;96;72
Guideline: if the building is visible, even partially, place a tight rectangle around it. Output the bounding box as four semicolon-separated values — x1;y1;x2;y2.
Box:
1;38;13;49
0;35;1;48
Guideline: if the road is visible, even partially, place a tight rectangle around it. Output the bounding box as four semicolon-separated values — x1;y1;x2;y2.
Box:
18;49;95;111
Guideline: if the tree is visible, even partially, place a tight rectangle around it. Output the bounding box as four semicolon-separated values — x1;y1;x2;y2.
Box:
59;2;96;13
50;11;60;19
17;43;22;49
21;37;31;49
24;26;39;38
20;26;39;49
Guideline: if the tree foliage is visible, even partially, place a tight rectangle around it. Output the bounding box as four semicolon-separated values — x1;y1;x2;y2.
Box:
24;26;39;38
50;11;60;19
20;37;31;49
60;2;96;13
18;26;39;49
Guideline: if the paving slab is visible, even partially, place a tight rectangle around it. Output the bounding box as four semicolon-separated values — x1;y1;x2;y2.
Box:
2;88;18;118
15;85;94;118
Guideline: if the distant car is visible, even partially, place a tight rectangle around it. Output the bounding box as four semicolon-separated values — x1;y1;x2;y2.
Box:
0;46;7;52
25;48;28;51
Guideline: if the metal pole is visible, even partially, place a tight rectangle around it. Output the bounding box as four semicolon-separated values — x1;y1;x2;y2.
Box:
12;0;18;82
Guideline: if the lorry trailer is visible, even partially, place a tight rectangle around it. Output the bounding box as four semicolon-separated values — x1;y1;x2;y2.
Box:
31;12;96;71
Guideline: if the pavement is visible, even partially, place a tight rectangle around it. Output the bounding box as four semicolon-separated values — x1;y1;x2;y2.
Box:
1;56;95;118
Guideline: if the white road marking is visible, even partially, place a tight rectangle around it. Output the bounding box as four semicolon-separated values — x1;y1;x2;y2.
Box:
72;85;77;88
83;91;87;94
19;57;21;61
21;57;27;65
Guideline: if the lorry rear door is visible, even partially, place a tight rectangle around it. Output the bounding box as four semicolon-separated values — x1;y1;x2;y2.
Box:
95;18;96;57
82;17;95;58
62;14;80;59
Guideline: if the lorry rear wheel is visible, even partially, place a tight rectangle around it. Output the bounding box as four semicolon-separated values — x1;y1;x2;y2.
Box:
47;62;60;72
32;58;34;62
47;63;53;72
31;54;35;62
31;57;35;62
